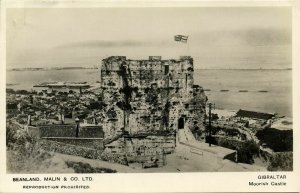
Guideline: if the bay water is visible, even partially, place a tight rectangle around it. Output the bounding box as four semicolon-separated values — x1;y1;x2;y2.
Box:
6;69;292;117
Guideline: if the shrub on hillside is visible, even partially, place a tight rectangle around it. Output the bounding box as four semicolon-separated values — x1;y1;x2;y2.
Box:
256;128;293;152
6;124;54;173
65;161;117;173
268;152;293;171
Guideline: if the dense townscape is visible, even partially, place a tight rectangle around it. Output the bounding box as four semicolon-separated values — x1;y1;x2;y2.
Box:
6;56;293;173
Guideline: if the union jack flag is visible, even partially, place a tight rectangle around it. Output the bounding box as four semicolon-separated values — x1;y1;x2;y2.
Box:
174;35;188;43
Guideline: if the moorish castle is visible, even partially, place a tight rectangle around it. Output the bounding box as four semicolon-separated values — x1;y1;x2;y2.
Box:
99;56;207;166
100;56;207;136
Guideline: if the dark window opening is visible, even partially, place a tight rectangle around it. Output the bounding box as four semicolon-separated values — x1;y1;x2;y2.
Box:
165;65;169;75
178;117;185;129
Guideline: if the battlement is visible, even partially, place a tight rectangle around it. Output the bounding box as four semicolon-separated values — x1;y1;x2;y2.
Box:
101;56;193;69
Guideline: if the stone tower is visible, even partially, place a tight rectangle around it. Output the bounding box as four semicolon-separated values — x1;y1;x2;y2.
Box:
100;56;207;138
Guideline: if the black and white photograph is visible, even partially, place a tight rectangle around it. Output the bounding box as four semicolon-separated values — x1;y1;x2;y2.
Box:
5;5;293;174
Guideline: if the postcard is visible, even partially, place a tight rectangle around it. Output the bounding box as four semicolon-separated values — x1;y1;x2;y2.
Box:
1;0;299;192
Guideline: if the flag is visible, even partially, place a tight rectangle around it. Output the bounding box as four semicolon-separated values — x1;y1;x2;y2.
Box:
174;35;188;43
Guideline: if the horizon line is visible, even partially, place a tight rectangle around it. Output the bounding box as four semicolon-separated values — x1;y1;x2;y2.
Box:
7;67;293;71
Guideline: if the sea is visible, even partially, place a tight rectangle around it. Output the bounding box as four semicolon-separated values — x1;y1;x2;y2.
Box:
6;69;293;117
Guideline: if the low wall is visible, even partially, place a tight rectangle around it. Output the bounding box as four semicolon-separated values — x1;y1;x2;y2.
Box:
79;126;104;138
28;124;104;138
35;125;77;137
40;139;103;160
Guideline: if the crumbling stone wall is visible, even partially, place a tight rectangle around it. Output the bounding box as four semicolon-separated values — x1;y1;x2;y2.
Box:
105;136;174;155
44;138;104;149
40;140;103;160
100;152;128;165
103;135;175;166
124;136;175;155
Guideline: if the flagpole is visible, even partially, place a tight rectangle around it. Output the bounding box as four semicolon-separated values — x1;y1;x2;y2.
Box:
187;35;190;55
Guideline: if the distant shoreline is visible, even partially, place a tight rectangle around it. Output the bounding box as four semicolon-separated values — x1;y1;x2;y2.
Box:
8;67;98;71
196;68;292;71
7;67;292;71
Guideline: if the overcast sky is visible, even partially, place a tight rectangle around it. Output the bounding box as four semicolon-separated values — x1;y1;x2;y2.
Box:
6;7;291;69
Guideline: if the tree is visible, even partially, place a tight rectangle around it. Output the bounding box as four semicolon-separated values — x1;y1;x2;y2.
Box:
237;140;259;164
6;124;18;147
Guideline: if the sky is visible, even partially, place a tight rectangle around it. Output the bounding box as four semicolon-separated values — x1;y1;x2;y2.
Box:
6;7;291;69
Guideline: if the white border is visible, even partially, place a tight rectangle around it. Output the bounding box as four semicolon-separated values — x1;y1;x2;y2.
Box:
1;0;299;192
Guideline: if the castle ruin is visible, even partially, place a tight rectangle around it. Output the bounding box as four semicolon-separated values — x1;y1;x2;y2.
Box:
99;56;207;164
100;56;207;138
